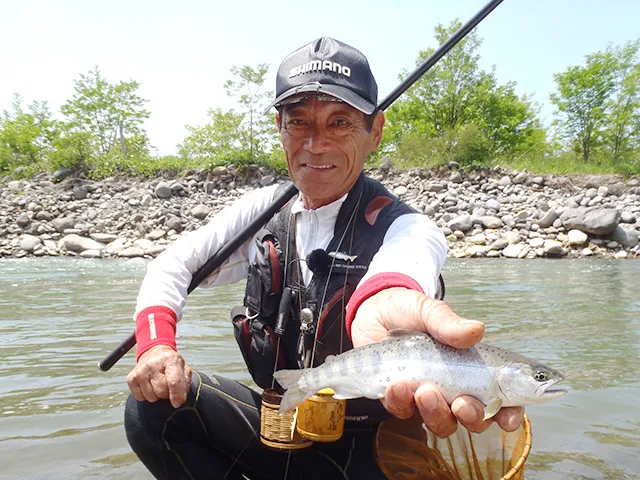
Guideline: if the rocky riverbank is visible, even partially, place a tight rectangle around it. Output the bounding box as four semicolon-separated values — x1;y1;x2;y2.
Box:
1;165;639;260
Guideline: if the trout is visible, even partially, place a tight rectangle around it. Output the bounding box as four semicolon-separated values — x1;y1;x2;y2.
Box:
273;329;566;420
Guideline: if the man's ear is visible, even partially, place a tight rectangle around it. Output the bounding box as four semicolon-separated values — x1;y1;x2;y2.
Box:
370;111;385;152
275;111;282;133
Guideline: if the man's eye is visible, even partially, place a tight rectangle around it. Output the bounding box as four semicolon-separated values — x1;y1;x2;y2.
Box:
333;118;350;127
288;119;306;126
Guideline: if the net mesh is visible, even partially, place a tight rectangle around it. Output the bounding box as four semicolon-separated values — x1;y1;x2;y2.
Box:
374;411;531;480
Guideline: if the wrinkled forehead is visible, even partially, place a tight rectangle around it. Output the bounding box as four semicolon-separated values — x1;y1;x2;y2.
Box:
278;94;364;117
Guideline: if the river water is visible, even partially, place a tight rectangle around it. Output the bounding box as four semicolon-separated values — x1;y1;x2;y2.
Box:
0;257;638;479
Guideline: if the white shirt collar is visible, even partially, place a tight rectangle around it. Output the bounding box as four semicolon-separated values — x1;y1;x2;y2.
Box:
290;193;348;216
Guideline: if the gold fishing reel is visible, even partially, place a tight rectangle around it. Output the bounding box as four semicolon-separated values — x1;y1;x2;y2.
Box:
260;388;346;450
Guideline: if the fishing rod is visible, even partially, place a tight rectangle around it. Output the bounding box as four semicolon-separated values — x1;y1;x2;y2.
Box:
97;183;297;371
98;0;505;372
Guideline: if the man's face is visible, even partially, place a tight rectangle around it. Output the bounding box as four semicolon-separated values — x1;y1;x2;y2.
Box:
276;98;384;209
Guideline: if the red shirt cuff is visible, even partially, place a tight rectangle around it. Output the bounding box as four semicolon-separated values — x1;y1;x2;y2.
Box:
345;272;424;340
135;306;177;361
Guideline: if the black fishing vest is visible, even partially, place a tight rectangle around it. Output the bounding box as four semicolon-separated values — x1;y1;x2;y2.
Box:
231;173;444;426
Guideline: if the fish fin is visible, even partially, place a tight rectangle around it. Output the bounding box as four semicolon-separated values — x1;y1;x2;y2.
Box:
332;391;362;400
483;398;503;421
273;369;313;414
383;328;421;340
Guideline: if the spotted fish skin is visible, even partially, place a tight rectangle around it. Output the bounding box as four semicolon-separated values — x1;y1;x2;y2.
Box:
273;329;566;416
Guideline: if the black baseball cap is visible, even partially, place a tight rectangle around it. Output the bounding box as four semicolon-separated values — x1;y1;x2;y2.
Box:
264;37;378;115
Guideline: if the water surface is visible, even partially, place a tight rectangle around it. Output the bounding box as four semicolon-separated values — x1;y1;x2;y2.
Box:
0;258;638;479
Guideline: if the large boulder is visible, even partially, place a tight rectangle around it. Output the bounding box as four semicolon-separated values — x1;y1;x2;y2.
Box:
62;234;105;253
447;214;472;232
608;226;639;247
559;207;620;236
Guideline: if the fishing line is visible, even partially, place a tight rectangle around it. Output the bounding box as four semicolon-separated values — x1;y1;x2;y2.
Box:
310;192;362;367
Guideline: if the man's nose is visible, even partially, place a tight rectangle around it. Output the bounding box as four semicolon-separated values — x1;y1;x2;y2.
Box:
303;124;331;153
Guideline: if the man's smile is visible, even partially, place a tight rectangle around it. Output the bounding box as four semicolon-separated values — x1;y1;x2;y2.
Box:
302;164;336;170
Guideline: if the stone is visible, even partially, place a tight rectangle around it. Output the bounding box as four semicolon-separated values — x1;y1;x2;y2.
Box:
614;250;628;259
489;238;509;251
20;235;41;252
394;186;408;196
90;233;118;243
80;250;103;258
503;244;525;258
513;172;527;184
147;229;166;240
449;172;463;184
16;213;31;228
505;232;521;244
486;199;501;211
529;238;545;248
117;247;145;258
567;230;588;246
191;204;211;220
608;226;639;247
559;207;620;236
165;215;184;232
260;175;275;187
145;245;167;256
62;234;105;253
481;216;503;229
536;209;559;228
426;183;445;192
467;233;487;245
53;217;76;233
447;214;472;232
154;182;172;198
499;176;512;186
620;211;636;223
542;240;565;256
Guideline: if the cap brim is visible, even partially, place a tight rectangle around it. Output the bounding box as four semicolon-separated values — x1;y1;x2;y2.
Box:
264;83;376;115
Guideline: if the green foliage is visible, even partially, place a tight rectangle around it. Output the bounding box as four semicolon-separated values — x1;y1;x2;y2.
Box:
223;64;279;157
384;20;542;168
550;50;616;162
0;94;59;174
550;40;640;165
61;67;151;158
179;108;248;159
179;64;281;172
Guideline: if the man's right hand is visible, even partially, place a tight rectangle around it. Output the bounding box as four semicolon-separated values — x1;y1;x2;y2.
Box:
126;345;192;408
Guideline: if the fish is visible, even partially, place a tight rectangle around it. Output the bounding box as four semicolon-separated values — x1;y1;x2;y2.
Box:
273;329;567;420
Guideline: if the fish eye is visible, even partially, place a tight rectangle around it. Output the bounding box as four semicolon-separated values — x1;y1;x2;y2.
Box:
534;370;549;382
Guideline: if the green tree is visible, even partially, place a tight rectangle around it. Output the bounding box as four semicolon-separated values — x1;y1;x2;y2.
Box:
604;40;640;162
179;64;280;165
0;94;59;172
61;67;151;158
224;63;278;157
178;108;247;159
384;20;542;167
550;50;616;162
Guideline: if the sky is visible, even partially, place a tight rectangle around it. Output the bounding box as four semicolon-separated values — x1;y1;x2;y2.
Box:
1;0;639;156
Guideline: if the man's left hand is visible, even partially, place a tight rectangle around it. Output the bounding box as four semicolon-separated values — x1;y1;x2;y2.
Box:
350;287;524;438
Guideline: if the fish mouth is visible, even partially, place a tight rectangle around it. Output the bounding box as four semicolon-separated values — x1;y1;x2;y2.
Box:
538;378;567;399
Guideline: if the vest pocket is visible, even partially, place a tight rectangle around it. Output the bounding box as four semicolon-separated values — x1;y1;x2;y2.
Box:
231;306;284;390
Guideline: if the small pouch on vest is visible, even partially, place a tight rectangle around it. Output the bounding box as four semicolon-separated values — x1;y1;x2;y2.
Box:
231;306;285;390
244;229;283;320
232;229;286;389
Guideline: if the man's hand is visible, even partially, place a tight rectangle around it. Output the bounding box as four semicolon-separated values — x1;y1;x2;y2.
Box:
126;345;192;408
351;287;524;438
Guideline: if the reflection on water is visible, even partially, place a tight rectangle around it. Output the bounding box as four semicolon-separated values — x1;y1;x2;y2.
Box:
0;258;638;479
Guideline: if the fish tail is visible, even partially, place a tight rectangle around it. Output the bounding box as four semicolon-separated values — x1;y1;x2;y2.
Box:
273;369;312;414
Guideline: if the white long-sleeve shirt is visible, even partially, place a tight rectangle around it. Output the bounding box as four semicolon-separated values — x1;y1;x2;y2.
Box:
135;183;447;322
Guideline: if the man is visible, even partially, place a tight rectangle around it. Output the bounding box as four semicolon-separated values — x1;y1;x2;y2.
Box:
124;37;523;479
